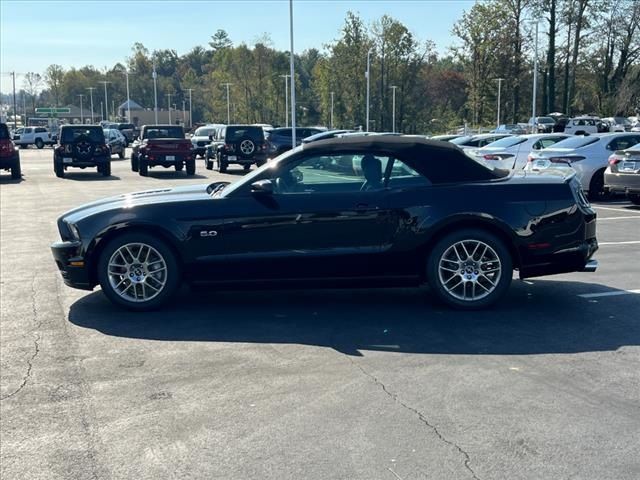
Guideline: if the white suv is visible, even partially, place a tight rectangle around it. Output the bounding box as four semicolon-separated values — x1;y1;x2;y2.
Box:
562;117;600;135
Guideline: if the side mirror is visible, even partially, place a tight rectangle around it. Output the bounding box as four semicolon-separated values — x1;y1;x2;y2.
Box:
251;179;274;195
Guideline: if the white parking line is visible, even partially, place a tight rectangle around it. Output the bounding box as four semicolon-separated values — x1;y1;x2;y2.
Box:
593;205;640;214
598;241;640;245
597;216;640;221
578;289;640;299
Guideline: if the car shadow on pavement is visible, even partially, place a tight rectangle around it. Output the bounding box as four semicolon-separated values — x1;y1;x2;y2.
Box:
68;279;640;356
0;176;25;184
143;171;209;180
59;173;122;181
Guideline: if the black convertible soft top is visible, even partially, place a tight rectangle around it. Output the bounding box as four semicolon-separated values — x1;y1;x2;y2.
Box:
302;135;507;183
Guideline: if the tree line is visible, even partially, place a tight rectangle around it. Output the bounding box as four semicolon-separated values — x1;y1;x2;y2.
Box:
7;0;639;133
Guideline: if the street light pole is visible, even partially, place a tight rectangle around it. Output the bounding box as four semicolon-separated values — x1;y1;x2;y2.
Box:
495;78;504;127
77;94;84;124
182;100;186;126
222;83;233;124
330;91;334;129
166;93;172;124
86;87;95;123
390;85;397;133
124;70;131;123
532;21;540;131
289;0;297;147
366;49;372;132
152;62;158;124
279;74;290;127
11;71;17;130
187;88;193;128
98;81;110;122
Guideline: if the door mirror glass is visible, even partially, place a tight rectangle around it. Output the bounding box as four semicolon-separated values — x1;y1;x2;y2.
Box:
251;179;274;195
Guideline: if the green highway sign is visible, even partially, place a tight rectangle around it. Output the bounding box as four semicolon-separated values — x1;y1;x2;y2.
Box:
35;107;71;114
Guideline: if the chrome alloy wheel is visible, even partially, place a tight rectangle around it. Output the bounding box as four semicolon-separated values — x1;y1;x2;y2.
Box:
240;139;255;155
438;239;502;301
107;243;167;303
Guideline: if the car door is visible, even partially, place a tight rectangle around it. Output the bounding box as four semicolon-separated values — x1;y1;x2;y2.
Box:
190;151;400;282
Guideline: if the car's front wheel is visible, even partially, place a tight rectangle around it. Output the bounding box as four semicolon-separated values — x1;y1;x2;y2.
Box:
427;229;512;309
97;233;180;310
131;153;139;172
139;157;148;176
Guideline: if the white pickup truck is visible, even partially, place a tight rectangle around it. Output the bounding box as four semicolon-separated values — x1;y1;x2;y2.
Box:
12;126;57;149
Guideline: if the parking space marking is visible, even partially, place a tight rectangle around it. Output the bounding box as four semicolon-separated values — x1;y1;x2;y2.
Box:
597;216;640;221
593;206;640;214
578;289;640;299
598;241;640;245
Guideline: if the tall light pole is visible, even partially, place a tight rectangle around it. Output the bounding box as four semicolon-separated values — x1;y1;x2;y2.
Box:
77;94;84;124
187;88;193;128
98;81;110;122
86;87;95;123
182;100;186;126
166;93;172;124
11;71;17;130
390;85;398;133
152;62;158;124
495;78;504;127
330;91;334;129
365;49;373;132
124;69;131;123
289;0;297;147
222;83;233;124
531;21;540;132
279;74;290;127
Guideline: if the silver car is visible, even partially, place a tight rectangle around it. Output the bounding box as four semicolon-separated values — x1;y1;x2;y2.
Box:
449;133;512;150
469;133;569;170
525;133;640;198
604;144;640;204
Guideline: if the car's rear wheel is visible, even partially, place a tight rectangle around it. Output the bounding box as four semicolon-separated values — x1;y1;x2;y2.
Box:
588;169;607;201
629;194;640;206
97;233;180;311
243;164;251;171
139;157;148;176
205;158;213;170
35;138;44;149
186;159;196;175
11;159;21;179
100;161;111;176
131;153;139;172
218;155;228;173
175;162;184;172
54;157;65;178
427;229;512;309
118;150;125;159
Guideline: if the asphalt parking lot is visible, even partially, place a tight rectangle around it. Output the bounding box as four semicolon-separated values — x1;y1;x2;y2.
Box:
1;148;639;480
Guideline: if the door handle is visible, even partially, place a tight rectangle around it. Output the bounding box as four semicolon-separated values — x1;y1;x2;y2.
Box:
355;203;379;212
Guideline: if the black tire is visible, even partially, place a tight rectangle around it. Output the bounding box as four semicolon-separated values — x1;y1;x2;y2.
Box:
139;157;148;176
118;150;125;159
218;155;228;173
54;157;65;178
11;159;21;179
175;162;184;172
35;138;44;149
19;144;27;149
101;161;111;176
629;194;640;206
131;153;139;172
236;137;256;159
588;169;607;201
243;164;251;171
97;232;180;311
426;229;513;310
186;159;196;175
205;158;213;170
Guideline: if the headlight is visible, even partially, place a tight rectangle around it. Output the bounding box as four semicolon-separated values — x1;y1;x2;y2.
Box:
66;222;81;240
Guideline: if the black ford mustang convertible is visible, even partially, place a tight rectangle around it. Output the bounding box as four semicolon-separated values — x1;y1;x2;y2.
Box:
51;136;598;310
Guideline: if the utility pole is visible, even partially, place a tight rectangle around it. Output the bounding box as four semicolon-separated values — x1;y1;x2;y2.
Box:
11;71;17;130
495;78;504;127
187;88;193;128
182;100;186;126
330;91;334;129
222;83;233;124
100;102;103;122
532;21;540;132
166;93;172;124
124;69;131;123
289;0;296;147
390;85;398;133
77;94;84;124
152;62;158;124
86;87;95;123
366;50;372;132
98;81;110;122
279;74;290;127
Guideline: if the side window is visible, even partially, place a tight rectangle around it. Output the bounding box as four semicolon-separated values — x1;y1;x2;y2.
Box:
272;153;391;194
537;138;561;149
25;128;33;134
35;127;45;133
387;158;430;189
609;136;640;151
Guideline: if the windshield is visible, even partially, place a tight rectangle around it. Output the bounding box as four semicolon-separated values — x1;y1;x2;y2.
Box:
143;126;183;139
195;127;217;137
481;136;526;148
226;127;263;142
546;136;599;149
450;136;472;145
61;127;105;143
537;117;555;124
219;147;300;198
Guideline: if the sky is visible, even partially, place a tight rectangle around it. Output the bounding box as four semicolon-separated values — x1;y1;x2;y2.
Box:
0;0;475;94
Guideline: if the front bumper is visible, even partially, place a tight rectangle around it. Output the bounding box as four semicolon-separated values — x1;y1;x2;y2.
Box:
604;170;640;194
51;240;93;290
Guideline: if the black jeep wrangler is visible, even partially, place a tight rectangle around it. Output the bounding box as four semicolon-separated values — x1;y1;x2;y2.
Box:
53;126;111;178
206;125;267;173
0;122;21;179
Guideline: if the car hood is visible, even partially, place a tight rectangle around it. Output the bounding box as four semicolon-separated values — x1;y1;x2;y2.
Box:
191;135;211;142
62;184;211;224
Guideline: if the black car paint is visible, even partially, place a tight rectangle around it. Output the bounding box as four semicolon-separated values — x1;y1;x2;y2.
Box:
52;137;598;292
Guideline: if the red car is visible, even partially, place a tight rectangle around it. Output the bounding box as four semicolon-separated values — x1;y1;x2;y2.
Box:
130;125;195;176
0;123;21;179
